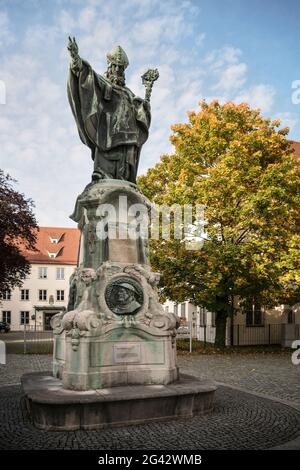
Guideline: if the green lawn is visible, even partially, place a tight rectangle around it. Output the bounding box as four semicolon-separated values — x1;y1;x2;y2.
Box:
5;341;53;355
176;338;292;355
3;338;292;355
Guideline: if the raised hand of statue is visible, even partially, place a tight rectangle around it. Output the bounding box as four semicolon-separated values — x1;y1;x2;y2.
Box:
67;36;79;60
67;36;82;75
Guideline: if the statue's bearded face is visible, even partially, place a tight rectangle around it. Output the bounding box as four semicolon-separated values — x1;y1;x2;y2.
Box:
116;287;134;305
106;63;125;86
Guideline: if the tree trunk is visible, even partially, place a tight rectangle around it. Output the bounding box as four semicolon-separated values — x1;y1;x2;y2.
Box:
215;309;228;348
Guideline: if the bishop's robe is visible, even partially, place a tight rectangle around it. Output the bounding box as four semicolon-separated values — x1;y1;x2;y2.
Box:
67;60;151;183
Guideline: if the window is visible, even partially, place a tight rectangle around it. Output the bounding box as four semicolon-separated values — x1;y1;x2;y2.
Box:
56;290;65;301
20;289;29;301
181;303;186;318
56;267;65;280
165;305;169;313
245;298;264;326
39;290;47;301
20;311;29;325
174;304;178;315
38;267;47;279
0;290;11;300
200;307;206;326
2;311;11;323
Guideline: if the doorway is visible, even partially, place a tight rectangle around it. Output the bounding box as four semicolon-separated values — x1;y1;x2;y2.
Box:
43;311;59;331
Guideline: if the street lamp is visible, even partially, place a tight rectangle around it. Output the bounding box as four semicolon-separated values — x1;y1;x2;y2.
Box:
189;311;196;353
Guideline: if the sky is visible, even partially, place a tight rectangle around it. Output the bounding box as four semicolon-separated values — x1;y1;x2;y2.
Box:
1;0;300;227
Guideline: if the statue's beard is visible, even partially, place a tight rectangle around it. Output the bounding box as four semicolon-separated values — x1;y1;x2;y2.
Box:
106;71;125;86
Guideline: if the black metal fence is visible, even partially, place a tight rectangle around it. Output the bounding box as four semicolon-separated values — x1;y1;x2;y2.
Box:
23;324;53;354
231;324;283;346
197;323;300;346
8;322;300;353
197;325;217;344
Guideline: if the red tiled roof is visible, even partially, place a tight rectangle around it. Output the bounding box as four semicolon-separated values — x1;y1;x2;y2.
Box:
291;141;300;159
24;227;80;265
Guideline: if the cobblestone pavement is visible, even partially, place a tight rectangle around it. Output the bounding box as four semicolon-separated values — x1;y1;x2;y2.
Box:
0;354;51;386
178;354;300;406
0;354;300;449
1;354;299;405
0;383;299;450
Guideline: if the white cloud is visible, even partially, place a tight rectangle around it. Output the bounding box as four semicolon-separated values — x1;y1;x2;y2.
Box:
204;46;242;69
273;112;298;133
213;63;247;93
203;45;276;113
204;46;247;96
23;24;59;51
132;13;190;47
0;11;15;46
195;32;206;47
78;7;96;30
235;84;276;112
58;9;76;34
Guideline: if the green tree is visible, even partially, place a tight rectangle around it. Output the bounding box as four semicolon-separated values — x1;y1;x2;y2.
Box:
0;171;38;296
138;101;300;347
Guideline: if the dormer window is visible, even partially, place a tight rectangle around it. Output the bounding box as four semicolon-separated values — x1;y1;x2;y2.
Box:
48;233;65;244
47;247;63;259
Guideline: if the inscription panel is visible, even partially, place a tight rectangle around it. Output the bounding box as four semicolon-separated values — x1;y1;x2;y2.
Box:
90;341;165;367
113;343;141;363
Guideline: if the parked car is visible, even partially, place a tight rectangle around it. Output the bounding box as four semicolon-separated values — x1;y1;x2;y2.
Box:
177;326;190;336
0;322;10;333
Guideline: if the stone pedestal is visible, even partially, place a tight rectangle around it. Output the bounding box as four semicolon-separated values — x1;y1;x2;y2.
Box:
51;180;179;390
22;179;216;428
53;321;178;390
21;372;217;430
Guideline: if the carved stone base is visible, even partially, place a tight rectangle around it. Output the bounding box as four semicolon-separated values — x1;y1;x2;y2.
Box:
51;180;180;391
53;325;178;390
52;260;180;391
21;372;217;431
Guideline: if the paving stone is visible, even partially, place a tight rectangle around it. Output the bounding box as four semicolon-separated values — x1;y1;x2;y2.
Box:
0;384;299;449
0;353;299;449
178;354;300;405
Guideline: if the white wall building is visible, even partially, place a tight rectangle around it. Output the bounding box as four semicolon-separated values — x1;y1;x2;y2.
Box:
0;227;80;331
163;300;216;341
164;299;300;346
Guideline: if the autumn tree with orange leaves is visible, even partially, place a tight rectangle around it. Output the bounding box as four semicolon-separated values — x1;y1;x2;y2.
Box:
139;101;300;347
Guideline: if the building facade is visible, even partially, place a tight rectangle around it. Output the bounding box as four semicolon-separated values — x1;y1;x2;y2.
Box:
164;299;300;347
0;227;80;331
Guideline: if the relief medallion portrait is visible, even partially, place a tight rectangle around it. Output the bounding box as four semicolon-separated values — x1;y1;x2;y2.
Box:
105;277;144;315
